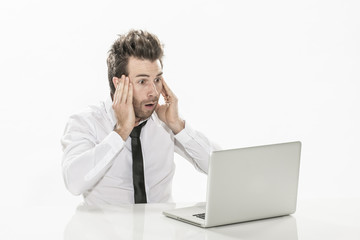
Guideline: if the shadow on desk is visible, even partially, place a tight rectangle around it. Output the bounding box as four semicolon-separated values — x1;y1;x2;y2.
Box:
64;203;298;240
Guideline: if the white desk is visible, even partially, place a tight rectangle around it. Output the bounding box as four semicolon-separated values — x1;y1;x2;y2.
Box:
1;199;359;239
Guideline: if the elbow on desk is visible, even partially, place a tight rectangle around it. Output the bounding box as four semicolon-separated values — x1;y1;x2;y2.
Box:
65;182;85;196
62;167;87;196
63;175;85;196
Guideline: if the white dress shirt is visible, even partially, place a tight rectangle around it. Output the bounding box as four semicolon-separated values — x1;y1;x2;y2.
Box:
61;97;219;205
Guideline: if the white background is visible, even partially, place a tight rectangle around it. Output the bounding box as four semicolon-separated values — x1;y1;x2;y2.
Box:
0;0;359;208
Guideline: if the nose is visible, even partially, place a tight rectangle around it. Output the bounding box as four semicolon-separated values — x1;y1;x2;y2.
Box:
147;82;159;97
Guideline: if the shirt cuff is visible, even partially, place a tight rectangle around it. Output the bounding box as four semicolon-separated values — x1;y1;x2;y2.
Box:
174;121;194;144
108;131;125;151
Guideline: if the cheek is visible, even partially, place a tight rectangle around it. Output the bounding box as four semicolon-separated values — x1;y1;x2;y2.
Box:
132;84;143;97
131;89;141;104
132;86;149;105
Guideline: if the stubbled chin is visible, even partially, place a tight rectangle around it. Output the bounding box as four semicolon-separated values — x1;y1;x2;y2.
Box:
135;105;156;120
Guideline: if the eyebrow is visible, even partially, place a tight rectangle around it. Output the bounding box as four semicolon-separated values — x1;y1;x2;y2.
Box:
135;72;163;78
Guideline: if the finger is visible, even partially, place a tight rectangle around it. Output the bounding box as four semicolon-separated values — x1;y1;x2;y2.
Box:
114;75;125;105
121;77;129;103
160;81;169;100
113;78;120;105
127;81;133;104
161;78;174;96
114;79;121;105
113;77;120;102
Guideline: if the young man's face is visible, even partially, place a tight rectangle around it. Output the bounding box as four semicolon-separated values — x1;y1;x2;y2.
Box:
127;57;163;120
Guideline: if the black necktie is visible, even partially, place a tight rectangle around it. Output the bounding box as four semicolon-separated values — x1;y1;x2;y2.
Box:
130;121;147;204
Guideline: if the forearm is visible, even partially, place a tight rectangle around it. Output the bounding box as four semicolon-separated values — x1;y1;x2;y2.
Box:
62;131;124;195
174;123;221;174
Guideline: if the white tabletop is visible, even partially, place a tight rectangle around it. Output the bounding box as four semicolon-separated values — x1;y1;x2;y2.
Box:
1;198;359;240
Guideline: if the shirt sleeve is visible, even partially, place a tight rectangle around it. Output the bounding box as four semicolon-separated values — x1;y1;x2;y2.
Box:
61;114;125;195
174;122;221;174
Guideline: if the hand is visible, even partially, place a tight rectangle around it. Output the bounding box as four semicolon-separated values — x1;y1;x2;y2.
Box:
112;75;136;140
155;78;185;134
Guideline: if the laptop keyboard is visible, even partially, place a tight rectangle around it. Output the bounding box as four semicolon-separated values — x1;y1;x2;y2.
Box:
193;213;205;219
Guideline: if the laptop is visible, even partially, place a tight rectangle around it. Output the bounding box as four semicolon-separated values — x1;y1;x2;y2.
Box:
163;141;301;228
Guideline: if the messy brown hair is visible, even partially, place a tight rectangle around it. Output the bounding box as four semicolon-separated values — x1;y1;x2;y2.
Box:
107;30;164;98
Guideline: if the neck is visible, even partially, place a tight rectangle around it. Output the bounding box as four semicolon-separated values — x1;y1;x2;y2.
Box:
135;118;141;126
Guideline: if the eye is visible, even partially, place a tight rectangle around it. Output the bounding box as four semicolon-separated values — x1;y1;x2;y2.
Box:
138;79;146;84
154;77;162;83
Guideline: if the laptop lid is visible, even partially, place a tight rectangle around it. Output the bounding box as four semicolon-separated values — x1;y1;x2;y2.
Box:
204;141;301;227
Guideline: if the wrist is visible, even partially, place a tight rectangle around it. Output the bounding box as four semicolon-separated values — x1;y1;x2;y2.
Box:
113;124;131;141
171;119;185;135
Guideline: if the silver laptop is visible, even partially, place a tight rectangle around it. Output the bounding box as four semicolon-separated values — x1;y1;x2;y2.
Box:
163;141;301;228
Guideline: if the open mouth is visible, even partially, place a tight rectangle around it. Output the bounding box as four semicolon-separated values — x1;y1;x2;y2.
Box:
144;103;156;109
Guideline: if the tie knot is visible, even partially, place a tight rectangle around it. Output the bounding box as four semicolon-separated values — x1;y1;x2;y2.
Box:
130;121;147;138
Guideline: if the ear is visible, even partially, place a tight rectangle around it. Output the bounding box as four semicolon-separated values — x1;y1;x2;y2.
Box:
112;77;119;89
113;77;119;88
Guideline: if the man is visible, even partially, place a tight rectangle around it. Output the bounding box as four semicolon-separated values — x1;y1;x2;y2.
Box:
61;30;219;205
